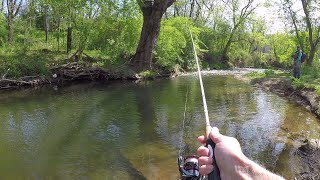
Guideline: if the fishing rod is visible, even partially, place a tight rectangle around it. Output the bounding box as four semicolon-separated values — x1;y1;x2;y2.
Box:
189;28;221;180
177;90;202;180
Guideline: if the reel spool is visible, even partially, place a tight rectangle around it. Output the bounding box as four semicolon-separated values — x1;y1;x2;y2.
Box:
178;155;201;180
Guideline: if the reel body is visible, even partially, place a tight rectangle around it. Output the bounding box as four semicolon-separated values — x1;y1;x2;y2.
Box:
178;155;202;180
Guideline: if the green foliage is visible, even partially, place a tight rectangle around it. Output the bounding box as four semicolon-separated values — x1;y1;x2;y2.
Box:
0;0;319;79
246;71;266;79
0;51;50;78
228;48;253;67
85;1;142;63
200;22;230;68
269;33;297;68
291;64;320;90
301;65;320;79
155;23;186;70
315;85;320;95
0;14;7;46
264;69;275;76
139;70;157;80
90;16;142;62
155;17;202;71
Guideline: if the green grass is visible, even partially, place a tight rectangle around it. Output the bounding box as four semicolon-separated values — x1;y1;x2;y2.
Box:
244;65;320;96
246;69;291;80
290;65;320;94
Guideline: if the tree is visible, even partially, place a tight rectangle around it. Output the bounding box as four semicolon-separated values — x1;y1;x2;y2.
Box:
132;0;176;71
220;0;257;64
0;0;4;12
300;0;320;65
281;0;320;64
5;0;23;44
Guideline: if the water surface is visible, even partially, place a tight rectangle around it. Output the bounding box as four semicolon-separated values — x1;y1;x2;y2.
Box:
0;75;319;179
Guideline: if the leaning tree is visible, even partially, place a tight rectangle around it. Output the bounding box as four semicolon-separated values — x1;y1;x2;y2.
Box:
132;0;176;71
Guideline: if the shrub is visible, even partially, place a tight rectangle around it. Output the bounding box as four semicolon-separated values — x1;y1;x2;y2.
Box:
0;14;7;46
139;70;157;80
155;17;202;72
155;25;186;70
264;69;275;76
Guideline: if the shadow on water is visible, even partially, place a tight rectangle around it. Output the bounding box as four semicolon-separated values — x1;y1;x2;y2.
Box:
0;77;319;179
115;152;147;180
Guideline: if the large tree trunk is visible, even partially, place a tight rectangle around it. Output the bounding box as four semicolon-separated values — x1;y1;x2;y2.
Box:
132;0;175;71
132;12;162;70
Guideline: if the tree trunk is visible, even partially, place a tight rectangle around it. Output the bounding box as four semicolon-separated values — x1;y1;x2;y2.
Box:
67;27;72;53
57;15;61;51
44;6;49;47
132;14;161;70
220;0;256;66
6;0;23;45
308;46;317;65
7;16;13;44
189;0;195;18
174;4;179;17
221;27;238;64
132;0;175;71
0;0;3;12
301;0;320;65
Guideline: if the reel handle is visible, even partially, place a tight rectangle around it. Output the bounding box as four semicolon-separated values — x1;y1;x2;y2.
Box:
206;138;221;180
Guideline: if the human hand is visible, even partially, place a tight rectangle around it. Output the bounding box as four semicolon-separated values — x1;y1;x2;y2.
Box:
197;127;250;179
197;127;285;180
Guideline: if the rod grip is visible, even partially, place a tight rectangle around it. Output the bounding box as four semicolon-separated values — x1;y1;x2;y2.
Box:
206;138;221;180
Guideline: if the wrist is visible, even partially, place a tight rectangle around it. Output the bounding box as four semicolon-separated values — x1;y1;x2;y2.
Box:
243;159;284;180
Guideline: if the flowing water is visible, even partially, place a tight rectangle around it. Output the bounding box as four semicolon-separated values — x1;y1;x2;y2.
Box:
0;75;319;180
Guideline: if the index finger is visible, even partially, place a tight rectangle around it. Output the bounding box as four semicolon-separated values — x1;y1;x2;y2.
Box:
197;135;206;144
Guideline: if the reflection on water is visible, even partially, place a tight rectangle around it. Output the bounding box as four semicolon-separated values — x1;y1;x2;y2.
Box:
0;76;319;179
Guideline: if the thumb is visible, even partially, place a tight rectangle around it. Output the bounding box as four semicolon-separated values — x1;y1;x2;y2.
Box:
209;127;224;144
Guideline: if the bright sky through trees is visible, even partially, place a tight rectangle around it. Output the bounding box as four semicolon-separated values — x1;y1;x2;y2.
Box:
255;0;285;34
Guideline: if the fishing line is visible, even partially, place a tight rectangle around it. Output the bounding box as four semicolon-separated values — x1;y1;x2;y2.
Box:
178;88;189;157
177;20;220;180
177;87;202;180
188;28;210;127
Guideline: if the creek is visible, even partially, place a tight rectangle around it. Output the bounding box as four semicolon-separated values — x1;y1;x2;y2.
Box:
0;75;319;179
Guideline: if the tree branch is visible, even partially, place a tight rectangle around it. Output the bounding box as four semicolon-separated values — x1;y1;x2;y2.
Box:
167;0;176;8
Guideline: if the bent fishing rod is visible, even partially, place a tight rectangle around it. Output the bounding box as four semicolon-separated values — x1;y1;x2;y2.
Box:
189;29;221;180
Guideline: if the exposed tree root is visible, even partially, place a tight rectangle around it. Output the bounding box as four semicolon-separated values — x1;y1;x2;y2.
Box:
0;61;138;91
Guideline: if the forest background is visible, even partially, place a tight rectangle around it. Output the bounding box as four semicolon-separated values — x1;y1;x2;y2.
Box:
0;0;319;87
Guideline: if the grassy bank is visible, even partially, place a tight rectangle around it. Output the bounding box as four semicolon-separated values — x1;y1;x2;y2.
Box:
246;66;320;96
